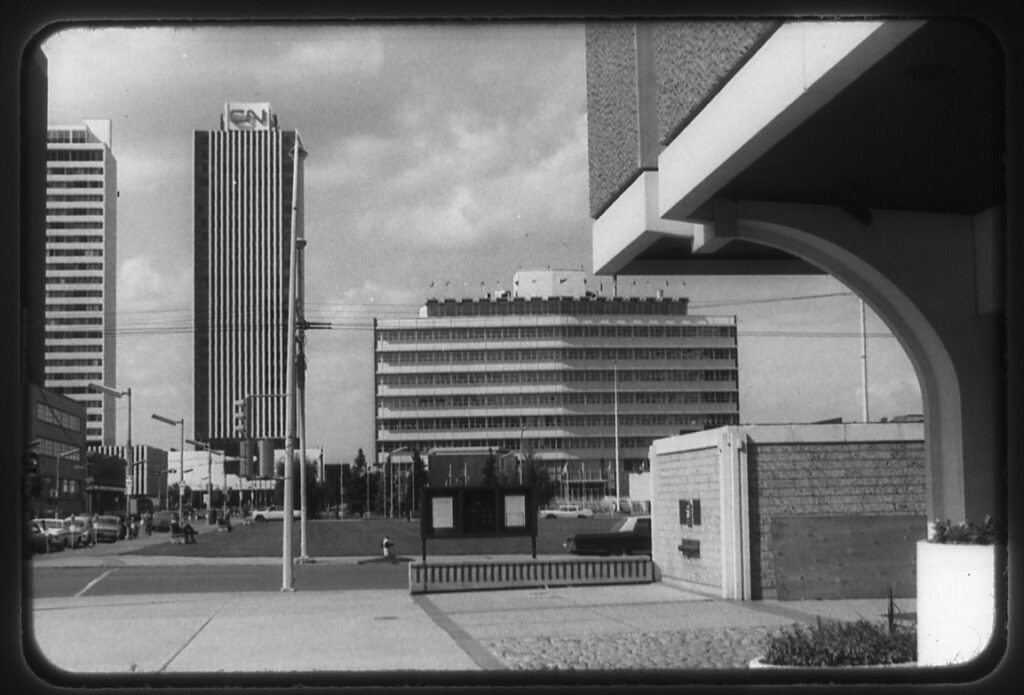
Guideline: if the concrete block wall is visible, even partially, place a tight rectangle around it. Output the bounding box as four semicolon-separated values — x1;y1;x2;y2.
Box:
584;20;780;218
651;445;722;590
748;439;927;598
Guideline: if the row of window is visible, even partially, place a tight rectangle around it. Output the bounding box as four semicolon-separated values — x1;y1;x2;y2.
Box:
47;249;104;258
46;317;103;326
45;358;103;367
382;347;736;365
46;290;104;298
46;262;104;271
47;276;103;285
47;149;104;161
47;129;94;143
380;412;737;431
47;222;105;230
47;194;104;203
53;385;105;396
48;179;103;188
378;369;737;387
383;390;737;409
46;305;105;313
36;403;82;432
45;344;102;354
44;330;104;339
47;166;105;175
47;371;104;381
47;235;105;244
379;324;735;342
47;207;105;217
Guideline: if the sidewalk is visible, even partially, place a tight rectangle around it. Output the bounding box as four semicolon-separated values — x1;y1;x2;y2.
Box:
24;540;916;677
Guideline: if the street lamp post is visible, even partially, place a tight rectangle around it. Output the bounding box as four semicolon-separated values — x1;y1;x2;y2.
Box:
187;438;223;525
89;383;132;519
152;413;185;524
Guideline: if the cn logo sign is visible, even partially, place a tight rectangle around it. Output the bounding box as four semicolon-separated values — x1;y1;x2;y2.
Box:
226;103;272;131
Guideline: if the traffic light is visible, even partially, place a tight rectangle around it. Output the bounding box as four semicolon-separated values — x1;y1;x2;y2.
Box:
24;452;41;498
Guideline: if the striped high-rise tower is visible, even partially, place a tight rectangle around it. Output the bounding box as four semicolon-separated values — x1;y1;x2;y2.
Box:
193;103;306;452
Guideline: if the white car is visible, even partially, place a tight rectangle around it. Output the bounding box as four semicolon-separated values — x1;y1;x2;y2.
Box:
539;504;594;519
250;506;300;522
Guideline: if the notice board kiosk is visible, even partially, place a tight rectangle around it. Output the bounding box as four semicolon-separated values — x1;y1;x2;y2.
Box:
420;486;537;560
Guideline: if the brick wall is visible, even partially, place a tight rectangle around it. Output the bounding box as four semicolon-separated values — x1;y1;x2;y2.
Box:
652;446;721;589
748;440;927;598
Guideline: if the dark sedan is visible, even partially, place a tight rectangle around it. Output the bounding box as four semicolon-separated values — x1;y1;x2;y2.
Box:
564;516;651;556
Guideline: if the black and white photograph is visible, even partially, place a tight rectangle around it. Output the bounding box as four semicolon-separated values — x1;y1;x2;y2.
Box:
12;6;1017;691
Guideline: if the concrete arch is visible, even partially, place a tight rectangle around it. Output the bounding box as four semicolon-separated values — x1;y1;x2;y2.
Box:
709;198;1001;525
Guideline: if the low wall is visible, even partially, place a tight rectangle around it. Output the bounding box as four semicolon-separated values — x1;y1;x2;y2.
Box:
409;556;654;594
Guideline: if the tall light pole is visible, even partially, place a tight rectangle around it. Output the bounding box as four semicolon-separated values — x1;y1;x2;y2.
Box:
280;132;306;590
613;361;621;510
187;438;223;525
860;298;870;422
89;382;132;518
152;413;185;523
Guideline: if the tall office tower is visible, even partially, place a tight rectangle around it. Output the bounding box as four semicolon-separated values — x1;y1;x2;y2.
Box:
45;120;117;446
374;270;740;501
193;103;306;452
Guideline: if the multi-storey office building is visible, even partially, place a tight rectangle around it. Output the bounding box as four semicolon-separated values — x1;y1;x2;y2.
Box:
45;120;117;445
193;103;307;451
28;383;88;518
374;271;739;501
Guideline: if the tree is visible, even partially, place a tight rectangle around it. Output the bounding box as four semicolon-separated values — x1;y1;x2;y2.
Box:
520;453;556;508
481;448;500;487
345;448;369;516
401;448;428;516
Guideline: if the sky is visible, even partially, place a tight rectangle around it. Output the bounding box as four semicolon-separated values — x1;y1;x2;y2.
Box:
39;21;923;464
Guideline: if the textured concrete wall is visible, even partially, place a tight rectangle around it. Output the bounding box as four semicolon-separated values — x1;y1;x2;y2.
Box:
651;446;721;589
585;22;641;220
585;20;779;218
653;21;779;145
748;440;927;598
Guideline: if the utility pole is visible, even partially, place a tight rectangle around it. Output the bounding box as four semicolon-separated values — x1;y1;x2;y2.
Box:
860;298;870;422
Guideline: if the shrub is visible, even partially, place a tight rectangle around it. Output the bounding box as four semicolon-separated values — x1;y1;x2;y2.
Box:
930;516;1005;544
762;618;916;667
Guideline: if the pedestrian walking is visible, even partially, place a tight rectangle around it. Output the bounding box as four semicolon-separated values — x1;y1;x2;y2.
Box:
382;536;395;562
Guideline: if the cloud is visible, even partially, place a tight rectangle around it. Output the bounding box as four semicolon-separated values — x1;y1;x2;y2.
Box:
118;255;191;313
282;32;385;75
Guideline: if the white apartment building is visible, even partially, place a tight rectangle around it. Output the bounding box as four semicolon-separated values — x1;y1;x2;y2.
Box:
374;270;740;501
45;120;117;445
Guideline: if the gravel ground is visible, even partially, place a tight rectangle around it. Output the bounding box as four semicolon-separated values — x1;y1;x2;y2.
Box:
482;625;782;670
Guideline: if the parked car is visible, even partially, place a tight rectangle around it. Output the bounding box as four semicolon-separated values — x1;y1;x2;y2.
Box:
27;520;60;553
93;515;123;543
539;504;595;519
64;515;96;547
251;506;300;522
38;518;72;549
564;515;651;556
150;510;177;532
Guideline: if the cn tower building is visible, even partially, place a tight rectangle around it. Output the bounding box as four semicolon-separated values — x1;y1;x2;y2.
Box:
193;102;307;452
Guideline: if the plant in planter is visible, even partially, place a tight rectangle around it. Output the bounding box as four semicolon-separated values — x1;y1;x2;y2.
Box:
752;617;916;668
917;516;1005;666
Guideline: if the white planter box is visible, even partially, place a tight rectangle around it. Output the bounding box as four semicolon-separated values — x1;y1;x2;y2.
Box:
916;540;997;666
